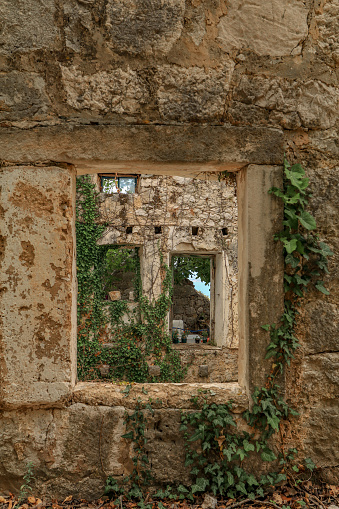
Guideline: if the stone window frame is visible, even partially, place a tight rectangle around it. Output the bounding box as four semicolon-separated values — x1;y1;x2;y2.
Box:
0;125;284;411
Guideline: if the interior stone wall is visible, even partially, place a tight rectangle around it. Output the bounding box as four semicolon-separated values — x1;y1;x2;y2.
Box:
0;0;338;498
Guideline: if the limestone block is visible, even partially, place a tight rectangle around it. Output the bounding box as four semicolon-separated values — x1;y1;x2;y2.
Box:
109;291;121;301
313;0;339;58
0;0;57;54
105;0;185;56
148;365;161;377
0;404;127;499
199;365;209;377
60;66;150;115
300;401;339;473
217;0;308;57
301;353;339;401
0;125;284;169
145;409;190;485
0;72;51;121
156;62;234;121
62;1;95;53
0;166;77;408
233;76;339;130
301;300;339;355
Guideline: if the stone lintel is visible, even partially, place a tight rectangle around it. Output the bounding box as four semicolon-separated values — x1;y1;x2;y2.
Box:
0;125;284;173
72;382;248;412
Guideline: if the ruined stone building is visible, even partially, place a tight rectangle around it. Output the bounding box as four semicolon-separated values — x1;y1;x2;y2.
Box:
0;0;338;498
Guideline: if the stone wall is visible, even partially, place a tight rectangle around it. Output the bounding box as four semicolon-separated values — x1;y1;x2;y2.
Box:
173;279;210;332
0;0;338;498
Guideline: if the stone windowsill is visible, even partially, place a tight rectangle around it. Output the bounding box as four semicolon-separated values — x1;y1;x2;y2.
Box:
72;381;248;412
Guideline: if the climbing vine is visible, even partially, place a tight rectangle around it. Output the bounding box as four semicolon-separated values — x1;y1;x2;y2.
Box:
106;160;332;501
178;159;332;499
76;175;186;383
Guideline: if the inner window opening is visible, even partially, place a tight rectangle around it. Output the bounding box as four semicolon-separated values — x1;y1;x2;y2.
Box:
171;254;212;345
76;172;239;384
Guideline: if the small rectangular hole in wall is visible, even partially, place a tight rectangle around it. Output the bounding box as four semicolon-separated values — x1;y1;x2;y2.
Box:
222;227;228;236
154;226;162;234
192;226;199;236
126;226;133;234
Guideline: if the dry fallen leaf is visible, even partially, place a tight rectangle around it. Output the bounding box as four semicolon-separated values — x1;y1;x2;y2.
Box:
62;497;73;504
273;493;283;504
0;497;7;503
27;497;36;505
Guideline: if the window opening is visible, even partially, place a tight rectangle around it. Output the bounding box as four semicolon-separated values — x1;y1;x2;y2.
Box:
100;174;138;194
154;226;162;234
192;226;199;236
222;227;228;236
171;254;212;344
101;245;139;302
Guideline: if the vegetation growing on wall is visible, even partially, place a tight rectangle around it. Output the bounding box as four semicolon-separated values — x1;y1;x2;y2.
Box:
106;160;332;502
76;175;186;383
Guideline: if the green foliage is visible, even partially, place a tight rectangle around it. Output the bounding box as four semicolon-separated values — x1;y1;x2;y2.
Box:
178;159;332;500
172;255;211;285
76;175;186;383
101;246;139;295
104;160;332;501
16;462;35;505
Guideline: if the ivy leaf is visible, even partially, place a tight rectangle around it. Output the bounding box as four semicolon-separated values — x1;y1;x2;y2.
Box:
243;440;255;452
191;477;209;493
227;472;234;486
283;238;298;254
299;211;316;230
261;449;277;462
315;281;330;295
236;482;247;495
121;431;134;440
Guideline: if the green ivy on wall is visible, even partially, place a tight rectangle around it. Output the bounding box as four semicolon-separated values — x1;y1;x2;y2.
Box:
106;160;332;502
76;175;186;383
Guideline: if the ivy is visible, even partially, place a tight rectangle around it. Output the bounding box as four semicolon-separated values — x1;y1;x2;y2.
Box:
103;160;332;502
178;159;333;500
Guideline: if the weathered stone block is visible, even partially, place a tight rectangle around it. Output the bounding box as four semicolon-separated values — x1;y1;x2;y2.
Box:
60;66;150;115
0;166;77;409
156;63;234;121
109;291;121;301
199;365;209;377
0;72;51;121
217;0;308;57
148;365;161;377
0;0;57;54
105;0;185;56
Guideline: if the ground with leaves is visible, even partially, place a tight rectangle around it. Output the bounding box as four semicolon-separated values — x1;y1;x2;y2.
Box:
0;482;338;509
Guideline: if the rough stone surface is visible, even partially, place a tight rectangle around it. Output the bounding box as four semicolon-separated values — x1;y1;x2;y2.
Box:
217;0;309;57
0;166;76;409
0;0;57;55
0;72;51;121
61;66;150;115
173;279;210;331
155;63;234;121
173;345;238;383
105;0;185;56
231;76;339;130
